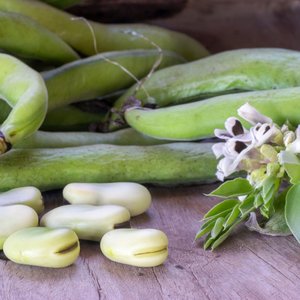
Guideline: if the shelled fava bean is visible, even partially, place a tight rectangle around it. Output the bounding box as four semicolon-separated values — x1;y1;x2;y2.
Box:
1;183;168;268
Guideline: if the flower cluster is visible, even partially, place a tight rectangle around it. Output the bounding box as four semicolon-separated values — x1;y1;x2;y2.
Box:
213;103;297;184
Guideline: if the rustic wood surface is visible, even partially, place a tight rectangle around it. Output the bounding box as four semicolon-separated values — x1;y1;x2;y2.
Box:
2;0;300;299
1;185;300;300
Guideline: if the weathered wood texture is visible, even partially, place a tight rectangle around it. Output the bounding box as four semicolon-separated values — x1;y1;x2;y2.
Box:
1;185;300;300
151;0;300;53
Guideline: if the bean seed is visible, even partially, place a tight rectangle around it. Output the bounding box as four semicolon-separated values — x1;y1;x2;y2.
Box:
0;187;44;213
3;227;80;268
41;204;131;241
0;205;38;249
63;182;151;216
100;228;168;267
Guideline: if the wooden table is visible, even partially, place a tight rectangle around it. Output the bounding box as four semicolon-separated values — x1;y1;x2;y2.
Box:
2;0;300;299
1;185;300;300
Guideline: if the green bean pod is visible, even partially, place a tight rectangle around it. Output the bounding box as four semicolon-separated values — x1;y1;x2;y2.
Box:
0;143;216;191
125;87;300;140
42;49;185;111
0;102;106;132
41;105;106;131
0;54;48;153
109;48;300;130
0;11;79;64
14;128;172;149
0;0;208;60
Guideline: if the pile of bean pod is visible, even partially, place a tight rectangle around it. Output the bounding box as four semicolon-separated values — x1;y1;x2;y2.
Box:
1;0;300;266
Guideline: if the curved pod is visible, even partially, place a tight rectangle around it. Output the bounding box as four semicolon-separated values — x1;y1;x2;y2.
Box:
110;48;300;130
0;0;208;60
42;49;185;111
0;11;79;64
125;87;300;140
0;54;48;153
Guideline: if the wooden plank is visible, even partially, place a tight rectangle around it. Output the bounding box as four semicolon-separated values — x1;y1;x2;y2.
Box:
1;185;300;299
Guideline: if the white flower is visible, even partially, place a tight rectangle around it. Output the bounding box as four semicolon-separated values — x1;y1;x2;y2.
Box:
286;125;300;153
213;103;283;181
237;103;272;125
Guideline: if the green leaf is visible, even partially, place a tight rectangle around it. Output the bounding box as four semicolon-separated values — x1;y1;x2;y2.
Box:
239;194;255;216
195;221;215;240
285;184;300;243
204;235;215;250
211;217;225;238
203;199;239;219
254;193;264;208
211;227;234;250
223;204;240;229
279;151;300;184
246;212;291;236
208;178;253;198
203;208;234;223
262;176;275;200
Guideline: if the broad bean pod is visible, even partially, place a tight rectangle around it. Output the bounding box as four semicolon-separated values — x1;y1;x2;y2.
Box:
0;0;208;60
41;105;106;131
0;143;216;191
0;103;106;132
109;48;300;130
42;49;185;111
0;54;48;154
0;11;79;64
125;87;300;140
14;128;172;149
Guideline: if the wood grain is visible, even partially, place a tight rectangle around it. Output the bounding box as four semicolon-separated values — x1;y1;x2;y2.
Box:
1;185;300;300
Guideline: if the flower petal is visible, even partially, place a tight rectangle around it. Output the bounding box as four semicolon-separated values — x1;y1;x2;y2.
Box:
250;123;277;147
214;129;232;140
212;142;226;159
224;117;244;136
237;103;272;125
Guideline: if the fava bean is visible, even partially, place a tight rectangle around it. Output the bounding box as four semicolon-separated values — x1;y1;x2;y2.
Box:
0;205;38;249
0;54;48;154
0;0;208;60
125;87;300;140
3;227;80;268
0;143;216;191
63;182;151;216
0;102;106;132
14;128;172;149
42;49;185;111
109;48;300;130
0;186;44;213
100;228;168;267
41;205;131;241
0;11;79;64
41;105;106;131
